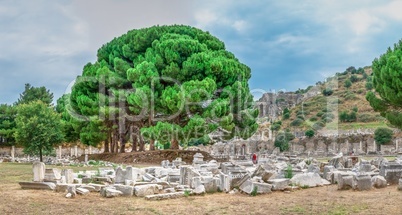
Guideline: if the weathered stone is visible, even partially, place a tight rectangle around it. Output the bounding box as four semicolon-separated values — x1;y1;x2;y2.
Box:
307;164;320;174
239;179;254;194
323;166;335;182
232;174;250;189
101;187;123;198
219;172;231;192
251;165;276;182
87;183;104;192
32;162;45;182
398;178;402;191
353;175;372;191
359;161;372;173
371;175;387;188
267;179;289;191
145;192;185;200
67;185;76;198
126;166;139;182
65;193;73;198
379;162;402;185
193;185;206;195
79;185;97;192
337;174;354;190
62;169;74;184
328;155;345;168
180;166;200;186
76;187;90;195
290;173;323;187
321;179;331;186
252;182;272;194
91;176;112;184
55;184;68;192
134;184;162;197
114;184;134;197
73;178;82;184
115;166;125;184
44;168;62;182
19;182;56;190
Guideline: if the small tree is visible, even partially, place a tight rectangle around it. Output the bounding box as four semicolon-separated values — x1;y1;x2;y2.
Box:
350;75;359;83
305;129;315;138
14;101;64;162
322;88;333;96
274;131;295;152
374;127;393;145
344;79;352;88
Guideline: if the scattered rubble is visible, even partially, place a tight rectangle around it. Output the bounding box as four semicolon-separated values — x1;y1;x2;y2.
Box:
18;153;402;201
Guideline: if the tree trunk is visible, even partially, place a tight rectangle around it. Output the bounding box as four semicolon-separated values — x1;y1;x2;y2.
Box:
131;132;137;152
150;139;155;151
171;139;179;150
110;133;115;153
139;134;145;152
119;133;126;153
114;133;119;153
104;133;110;153
39;147;43;162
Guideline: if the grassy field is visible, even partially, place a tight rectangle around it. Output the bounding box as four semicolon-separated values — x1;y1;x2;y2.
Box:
0;162;401;215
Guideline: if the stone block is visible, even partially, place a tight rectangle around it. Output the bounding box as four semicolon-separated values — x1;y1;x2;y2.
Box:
353;175;372;191
101;187;123;198
32;162;45;182
67;185;76;197
252;182;272;194
239;179;253;194
55;184;68;193
145;192;185;200
134;184;162;197
379;162;402;185
44;168;62;182
323;166;335;182
290;173;323;187
114;184;134;197
62;169;74;184
76;187;90;195
219;172;231;192
87;183;104;192
79;185;97;192
337;174;354;190
371;175;387;188
193;185;206;195
19;182;55;190
267;179;289;191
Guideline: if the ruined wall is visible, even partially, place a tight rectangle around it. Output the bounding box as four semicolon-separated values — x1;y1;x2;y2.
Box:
256;92;303;119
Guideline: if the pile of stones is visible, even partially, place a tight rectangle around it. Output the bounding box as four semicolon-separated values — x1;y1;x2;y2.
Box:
18;153;402;200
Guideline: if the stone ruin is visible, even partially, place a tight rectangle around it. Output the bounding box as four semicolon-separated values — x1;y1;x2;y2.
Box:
18;153;402;200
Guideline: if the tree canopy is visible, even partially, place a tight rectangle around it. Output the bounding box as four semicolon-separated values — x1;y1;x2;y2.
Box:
14;101;64;161
366;39;402;129
374;127;393;145
15;83;54;106
65;25;258;152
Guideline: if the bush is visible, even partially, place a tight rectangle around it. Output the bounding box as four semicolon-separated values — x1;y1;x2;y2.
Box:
339;111;357;122
312;121;325;130
290;118;304;127
350;75;359;83
322;112;335;119
282;112;290;120
344;79;352;88
284;164;293;179
322;88;333;96
365;82;373;90
316;111;324;117
358;113;377;122
344;92;356;100
274;131;295;152
251;186;258;196
352;106;358;112
305;129;315;138
309;116;318;121
374;127;393;145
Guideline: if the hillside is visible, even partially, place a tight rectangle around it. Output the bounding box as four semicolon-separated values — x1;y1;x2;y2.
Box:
266;66;391;134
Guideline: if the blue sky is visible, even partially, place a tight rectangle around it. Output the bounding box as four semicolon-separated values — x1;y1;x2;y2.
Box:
1;0;402;104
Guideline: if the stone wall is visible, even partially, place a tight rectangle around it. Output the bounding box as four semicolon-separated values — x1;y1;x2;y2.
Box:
0;145;103;158
256;92;303;120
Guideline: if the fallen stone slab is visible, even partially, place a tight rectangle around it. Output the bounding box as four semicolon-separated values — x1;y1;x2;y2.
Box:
290;173;323;188
76;187;90;195
252;182;272;194
55;184;68;193
353;175;372;191
19;182;56;190
100;187;123;198
79;185;97;192
134;184;163;197
371;175;387;188
114;184;134;197
193;185;206;195
145;192;185;200
267;179;289;191
87;183;105;192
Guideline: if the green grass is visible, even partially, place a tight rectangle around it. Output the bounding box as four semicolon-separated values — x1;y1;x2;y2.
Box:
325;121;389;130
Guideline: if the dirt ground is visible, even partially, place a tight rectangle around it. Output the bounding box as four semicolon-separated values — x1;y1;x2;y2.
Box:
1;163;401;215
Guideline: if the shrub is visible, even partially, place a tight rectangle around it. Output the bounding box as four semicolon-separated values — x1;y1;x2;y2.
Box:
374;127;393;145
365;82;373;90
290;118;304;127
309;116;318;121
339;111;357;122
322;113;335;119
282;112;290;120
344;79;352;88
322;88;333;96
358;113;376;122
352;106;358;112
312;121;325;130
274;131;295;152
350;75;359;83
284;164;293;179
316;111;324;117
251;186;258;196
305;129;315;138
344;92;356;100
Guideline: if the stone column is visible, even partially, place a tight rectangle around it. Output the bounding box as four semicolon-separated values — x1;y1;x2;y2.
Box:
74;145;78;157
33;161;45;182
89;146;92;154
11;145;15;162
269;129;273;140
396;139;399;152
58;146;62;159
70;147;74;157
359;141;362;152
373;140;376;152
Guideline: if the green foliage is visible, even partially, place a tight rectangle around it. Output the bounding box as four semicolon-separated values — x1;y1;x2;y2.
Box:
346;66;357;74
339;111;357;122
367;39;402;129
68;25;258;151
15;83;54;106
274;131;295;152
284;164;293;179
309;116;318;122
14;101;64;161
374;127;393;145
184;190;191;197
312;121;325;130
365;81;373;90
282;108;290;120
316;111;324;117
250;186;258;196
344;79;352;88
322;88;333;96
305;129;315;138
352;107;358;112
350;75;359;83
0;104;17;145
290;118;303;127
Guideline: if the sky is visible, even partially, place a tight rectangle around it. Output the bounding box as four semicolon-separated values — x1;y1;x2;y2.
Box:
1;0;402;104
